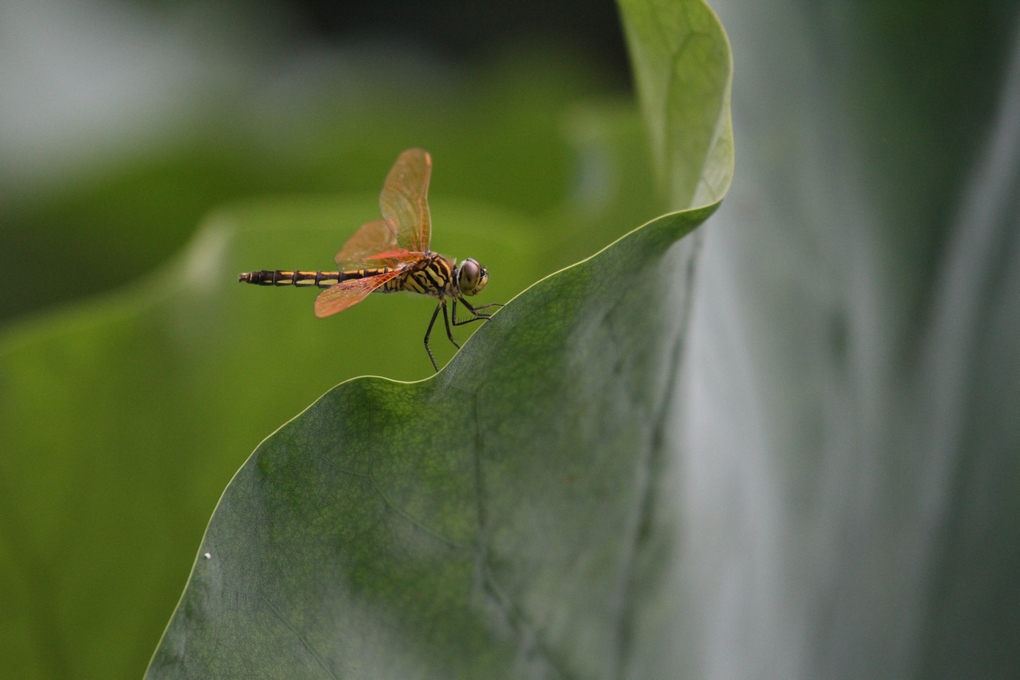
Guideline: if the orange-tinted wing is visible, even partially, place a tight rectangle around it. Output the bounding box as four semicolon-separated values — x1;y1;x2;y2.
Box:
379;148;432;253
314;269;403;318
334;219;399;269
334;219;423;270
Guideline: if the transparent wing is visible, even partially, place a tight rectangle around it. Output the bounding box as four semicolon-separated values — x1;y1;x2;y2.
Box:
334;219;400;269
313;270;403;318
379;148;432;253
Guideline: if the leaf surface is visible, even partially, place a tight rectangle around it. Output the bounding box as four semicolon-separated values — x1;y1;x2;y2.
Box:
148;204;714;679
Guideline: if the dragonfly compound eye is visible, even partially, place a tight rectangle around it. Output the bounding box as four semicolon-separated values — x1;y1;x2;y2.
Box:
458;258;488;296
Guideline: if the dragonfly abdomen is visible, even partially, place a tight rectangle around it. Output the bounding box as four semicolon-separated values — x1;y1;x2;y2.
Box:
238;270;343;288
239;267;395;288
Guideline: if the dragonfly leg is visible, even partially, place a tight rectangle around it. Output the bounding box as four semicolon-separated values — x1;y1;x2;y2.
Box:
451;298;486;327
455;297;504;323
442;300;461;349
424;302;442;372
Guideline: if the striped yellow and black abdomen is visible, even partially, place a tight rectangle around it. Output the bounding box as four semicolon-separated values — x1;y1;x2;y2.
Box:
238;268;393;288
382;257;454;297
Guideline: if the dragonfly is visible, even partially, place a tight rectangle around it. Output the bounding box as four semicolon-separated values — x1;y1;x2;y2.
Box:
238;148;502;371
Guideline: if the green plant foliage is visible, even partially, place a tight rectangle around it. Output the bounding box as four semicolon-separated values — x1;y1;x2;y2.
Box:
141;0;732;676
618;0;732;209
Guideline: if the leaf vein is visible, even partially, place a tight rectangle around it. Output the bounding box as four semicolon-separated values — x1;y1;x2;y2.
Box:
367;473;469;551
261;596;340;680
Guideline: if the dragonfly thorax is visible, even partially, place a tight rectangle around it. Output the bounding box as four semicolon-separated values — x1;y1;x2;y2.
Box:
455;258;489;297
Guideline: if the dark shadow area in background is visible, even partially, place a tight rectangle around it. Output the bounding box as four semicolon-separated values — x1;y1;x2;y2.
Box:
286;0;631;88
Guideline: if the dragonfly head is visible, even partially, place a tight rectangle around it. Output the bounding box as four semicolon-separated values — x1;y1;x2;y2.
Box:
456;258;489;297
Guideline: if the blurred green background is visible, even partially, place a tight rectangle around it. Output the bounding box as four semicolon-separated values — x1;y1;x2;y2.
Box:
0;0;649;326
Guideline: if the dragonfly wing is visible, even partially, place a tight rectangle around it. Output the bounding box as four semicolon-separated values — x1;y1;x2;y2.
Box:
334;219;400;269
379;148;432;253
314;270;402;318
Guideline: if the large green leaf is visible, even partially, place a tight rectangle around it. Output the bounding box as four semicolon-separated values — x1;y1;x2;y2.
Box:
145;0;732;676
147;205;714;679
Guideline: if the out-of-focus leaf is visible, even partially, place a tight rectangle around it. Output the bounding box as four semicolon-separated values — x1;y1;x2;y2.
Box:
618;0;733;208
665;0;1020;678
